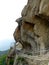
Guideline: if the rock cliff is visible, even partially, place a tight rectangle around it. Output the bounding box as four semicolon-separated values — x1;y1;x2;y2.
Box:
6;0;49;65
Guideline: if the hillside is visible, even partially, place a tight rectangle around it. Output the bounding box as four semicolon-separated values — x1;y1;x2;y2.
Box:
0;50;9;56
0;54;7;65
0;50;9;65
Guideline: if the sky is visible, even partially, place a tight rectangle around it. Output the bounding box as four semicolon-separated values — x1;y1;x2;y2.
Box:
0;0;27;51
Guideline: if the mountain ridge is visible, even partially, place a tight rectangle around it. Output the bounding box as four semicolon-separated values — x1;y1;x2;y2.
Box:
0;50;9;56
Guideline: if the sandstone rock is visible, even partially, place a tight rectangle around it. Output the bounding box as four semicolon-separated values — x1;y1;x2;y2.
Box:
13;26;21;42
7;0;49;65
21;22;37;50
14;0;49;55
39;0;49;17
16;17;22;25
22;0;49;21
34;20;49;50
16;42;22;51
21;0;41;17
21;5;29;16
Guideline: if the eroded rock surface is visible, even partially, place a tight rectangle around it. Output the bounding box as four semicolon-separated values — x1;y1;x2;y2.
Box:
14;0;49;54
6;0;49;65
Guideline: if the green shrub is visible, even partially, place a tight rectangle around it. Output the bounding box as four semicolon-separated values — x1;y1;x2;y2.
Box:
16;56;28;65
9;58;14;65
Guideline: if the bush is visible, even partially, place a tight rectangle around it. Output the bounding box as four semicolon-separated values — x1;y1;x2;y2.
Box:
16;56;28;65
9;58;14;65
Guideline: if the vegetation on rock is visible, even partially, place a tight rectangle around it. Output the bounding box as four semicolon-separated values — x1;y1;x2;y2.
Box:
16;56;28;65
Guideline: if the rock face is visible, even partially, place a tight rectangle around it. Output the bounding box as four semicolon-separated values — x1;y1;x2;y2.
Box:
14;0;49;54
6;0;49;65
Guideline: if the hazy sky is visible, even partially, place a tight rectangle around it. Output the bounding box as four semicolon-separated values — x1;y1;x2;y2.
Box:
0;0;27;51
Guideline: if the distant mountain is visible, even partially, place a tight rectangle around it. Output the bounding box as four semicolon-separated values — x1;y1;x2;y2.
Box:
0;50;9;56
0;39;15;51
